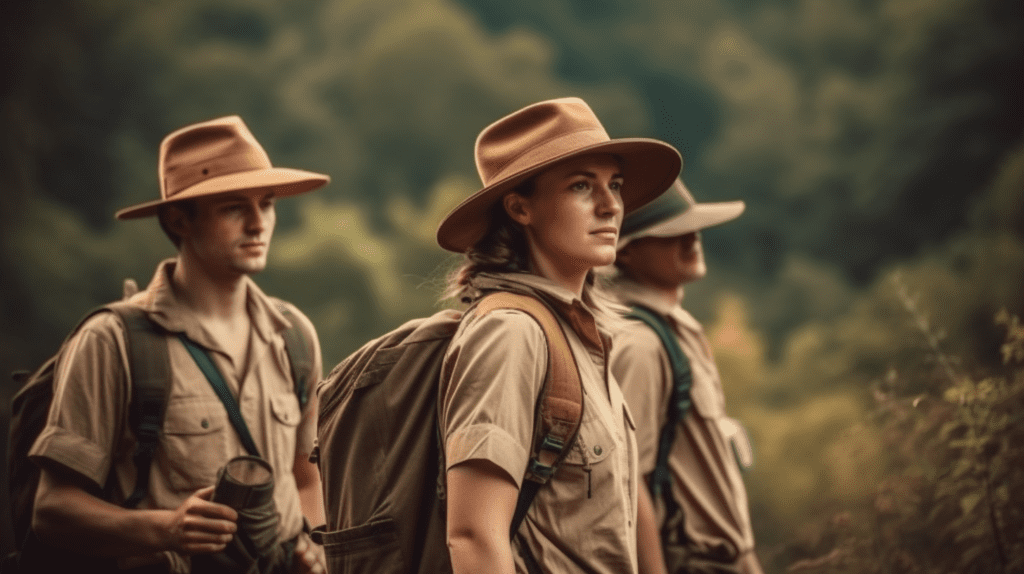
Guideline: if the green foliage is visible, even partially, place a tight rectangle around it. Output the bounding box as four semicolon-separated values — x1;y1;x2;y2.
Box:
781;312;1024;574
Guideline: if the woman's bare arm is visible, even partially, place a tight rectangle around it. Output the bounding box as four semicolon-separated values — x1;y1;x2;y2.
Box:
446;459;520;574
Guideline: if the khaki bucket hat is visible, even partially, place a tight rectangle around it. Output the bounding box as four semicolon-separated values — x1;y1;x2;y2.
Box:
436;97;681;253
617;178;745;249
115;115;329;219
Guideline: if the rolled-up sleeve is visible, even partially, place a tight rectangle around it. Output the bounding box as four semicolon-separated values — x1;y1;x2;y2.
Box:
29;313;130;490
440;309;547;489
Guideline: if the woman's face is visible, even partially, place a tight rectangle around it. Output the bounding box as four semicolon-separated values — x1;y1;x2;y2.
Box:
506;153;625;282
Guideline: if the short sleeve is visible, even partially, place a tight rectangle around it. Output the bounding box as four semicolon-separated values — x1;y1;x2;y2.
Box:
440;309;547;488
28;312;131;489
609;321;671;476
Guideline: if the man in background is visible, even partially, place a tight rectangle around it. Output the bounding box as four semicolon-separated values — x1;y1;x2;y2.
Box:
609;179;762;574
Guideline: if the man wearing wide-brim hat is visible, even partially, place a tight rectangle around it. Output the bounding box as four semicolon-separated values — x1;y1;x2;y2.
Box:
608;179;764;574
29;116;328;573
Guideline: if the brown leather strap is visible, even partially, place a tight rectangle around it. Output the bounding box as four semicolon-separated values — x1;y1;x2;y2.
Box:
475;292;584;484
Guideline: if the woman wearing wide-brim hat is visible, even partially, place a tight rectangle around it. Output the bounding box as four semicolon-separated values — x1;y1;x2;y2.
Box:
437;97;681;574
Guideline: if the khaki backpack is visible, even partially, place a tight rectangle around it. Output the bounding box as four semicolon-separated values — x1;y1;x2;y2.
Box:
313;292;584;574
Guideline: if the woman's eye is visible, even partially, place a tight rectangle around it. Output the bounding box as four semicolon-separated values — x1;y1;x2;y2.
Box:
609;180;623;191
571;180;590;191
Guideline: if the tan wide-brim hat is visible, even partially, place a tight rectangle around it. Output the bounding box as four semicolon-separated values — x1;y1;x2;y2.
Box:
617;178;745;249
115;115;329;219
436;97;682;253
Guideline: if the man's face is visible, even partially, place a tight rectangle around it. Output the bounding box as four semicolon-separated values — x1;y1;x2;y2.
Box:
181;192;277;278
618;231;707;289
513;153;625;275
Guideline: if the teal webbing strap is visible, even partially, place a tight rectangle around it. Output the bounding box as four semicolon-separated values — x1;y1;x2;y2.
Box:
625;305;693;501
276;305;312;409
178;334;262;458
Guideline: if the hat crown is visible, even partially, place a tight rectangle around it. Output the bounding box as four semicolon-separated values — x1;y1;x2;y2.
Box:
159;116;272;200
437;97;681;253
475;97;610;187
620;179;695;237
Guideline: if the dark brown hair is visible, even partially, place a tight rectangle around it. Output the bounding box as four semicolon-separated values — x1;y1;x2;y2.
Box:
445;179;534;302
157;200;198;248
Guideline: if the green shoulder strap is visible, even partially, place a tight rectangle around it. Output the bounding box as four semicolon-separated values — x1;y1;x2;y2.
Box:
277;304;315;409
625;304;693;502
178;334;262;458
175;303;316;460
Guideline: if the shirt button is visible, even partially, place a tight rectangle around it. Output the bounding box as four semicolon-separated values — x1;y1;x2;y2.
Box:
201;418;209;429
593;445;603;455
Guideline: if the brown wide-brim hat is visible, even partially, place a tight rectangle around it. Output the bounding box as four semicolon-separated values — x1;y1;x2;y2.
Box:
617;178;745;249
115;115;329;219
436;97;682;253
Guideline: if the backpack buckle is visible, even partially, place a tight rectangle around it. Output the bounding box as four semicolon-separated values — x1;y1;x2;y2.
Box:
527;434;566;482
540;435;564;453
527;459;555;481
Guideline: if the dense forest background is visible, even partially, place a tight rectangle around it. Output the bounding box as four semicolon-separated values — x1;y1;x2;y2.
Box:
2;0;1022;571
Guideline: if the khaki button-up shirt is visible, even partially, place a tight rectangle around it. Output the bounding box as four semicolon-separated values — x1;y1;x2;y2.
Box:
609;279;762;573
441;272;640;574
30;259;321;565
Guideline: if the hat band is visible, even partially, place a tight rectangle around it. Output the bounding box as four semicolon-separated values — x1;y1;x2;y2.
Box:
164;149;273;199
620;195;691;237
483;128;610;186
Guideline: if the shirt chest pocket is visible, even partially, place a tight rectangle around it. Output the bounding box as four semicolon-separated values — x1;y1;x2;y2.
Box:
267;392;302;473
271;392;302;427
542;405;626;545
687;367;725;419
557;406;618;473
160;399;230;494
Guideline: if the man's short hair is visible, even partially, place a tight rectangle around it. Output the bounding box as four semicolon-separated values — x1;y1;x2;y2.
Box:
157;200;198;248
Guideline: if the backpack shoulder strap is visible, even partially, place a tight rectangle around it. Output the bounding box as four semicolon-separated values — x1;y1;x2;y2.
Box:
625;304;693;500
275;302;316;410
104;304;172;509
473;292;584;539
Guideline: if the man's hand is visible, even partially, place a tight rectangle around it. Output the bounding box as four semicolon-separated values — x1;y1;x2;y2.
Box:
163;485;238;555
291;532;326;574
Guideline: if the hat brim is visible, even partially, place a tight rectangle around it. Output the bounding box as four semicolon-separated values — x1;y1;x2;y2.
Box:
618;201;745;249
115;167;329;219
436;138;681;253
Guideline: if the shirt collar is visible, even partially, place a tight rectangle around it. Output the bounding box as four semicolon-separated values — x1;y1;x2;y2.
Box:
130;258;290;351
471;271;579;304
469;272;606;352
608;276;702;332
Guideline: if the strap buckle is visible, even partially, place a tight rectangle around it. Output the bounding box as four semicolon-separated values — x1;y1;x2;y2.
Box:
526;434;566;482
527;459;555;481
